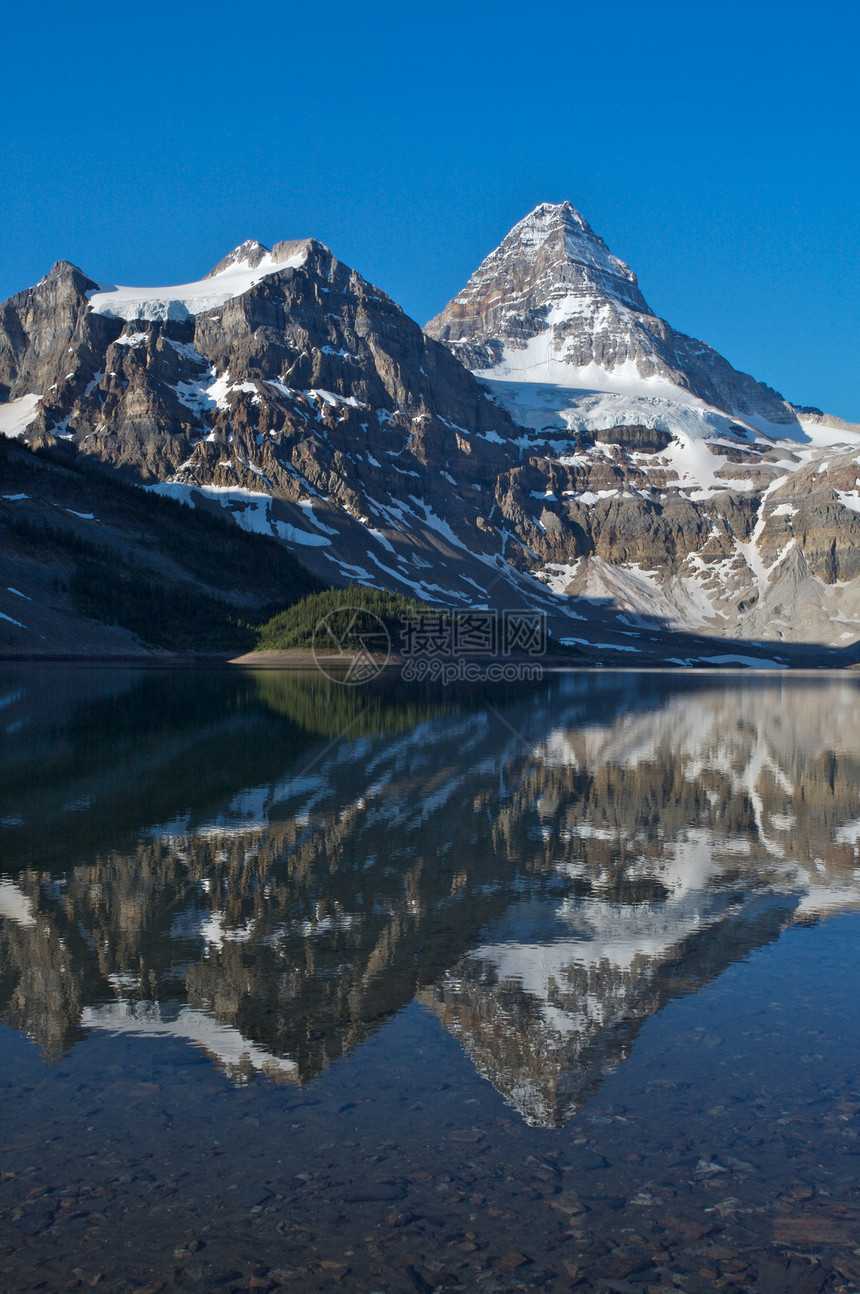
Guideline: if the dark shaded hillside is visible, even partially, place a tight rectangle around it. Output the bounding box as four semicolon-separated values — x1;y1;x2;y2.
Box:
0;438;323;654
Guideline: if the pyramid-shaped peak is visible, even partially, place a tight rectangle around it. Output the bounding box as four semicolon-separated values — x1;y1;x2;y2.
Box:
518;199;586;228
518;200;616;250
425;202;651;346
501;202;643;304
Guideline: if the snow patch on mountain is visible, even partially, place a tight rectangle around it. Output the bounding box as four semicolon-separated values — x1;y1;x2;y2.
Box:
146;483;332;546
486;377;742;439
88;243;310;322
0;394;42;438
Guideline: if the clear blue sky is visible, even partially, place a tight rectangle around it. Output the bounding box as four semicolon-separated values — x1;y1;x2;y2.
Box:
2;0;858;419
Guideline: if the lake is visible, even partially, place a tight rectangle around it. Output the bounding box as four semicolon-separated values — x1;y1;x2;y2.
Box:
2;665;860;1293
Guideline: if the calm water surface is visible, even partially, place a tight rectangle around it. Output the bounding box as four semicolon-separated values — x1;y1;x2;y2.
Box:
2;667;860;1293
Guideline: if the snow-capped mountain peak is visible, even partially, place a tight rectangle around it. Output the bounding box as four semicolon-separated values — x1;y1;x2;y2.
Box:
205;239;272;278
86;239;313;323
504;200;649;312
426;200;802;426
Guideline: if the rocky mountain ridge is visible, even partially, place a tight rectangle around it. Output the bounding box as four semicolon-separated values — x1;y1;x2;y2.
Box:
2;207;859;655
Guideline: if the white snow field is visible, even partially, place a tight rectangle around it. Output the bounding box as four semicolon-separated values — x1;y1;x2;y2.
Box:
0;394;41;438
88;242;310;322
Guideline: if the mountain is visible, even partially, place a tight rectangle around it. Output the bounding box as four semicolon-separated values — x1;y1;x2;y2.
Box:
425;201;800;426
2;209;860;658
426;202;860;647
0;239;538;654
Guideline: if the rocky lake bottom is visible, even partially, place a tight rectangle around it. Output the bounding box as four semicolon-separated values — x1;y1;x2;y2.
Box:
2;665;860;1293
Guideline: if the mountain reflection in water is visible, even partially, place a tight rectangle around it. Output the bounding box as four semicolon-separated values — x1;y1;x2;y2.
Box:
2;666;860;1128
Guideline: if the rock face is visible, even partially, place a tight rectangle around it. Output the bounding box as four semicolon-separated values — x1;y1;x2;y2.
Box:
0;262;117;402
2;210;860;653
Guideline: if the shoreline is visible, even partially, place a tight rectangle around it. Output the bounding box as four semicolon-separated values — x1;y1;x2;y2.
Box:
0;648;566;668
1;646;859;672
